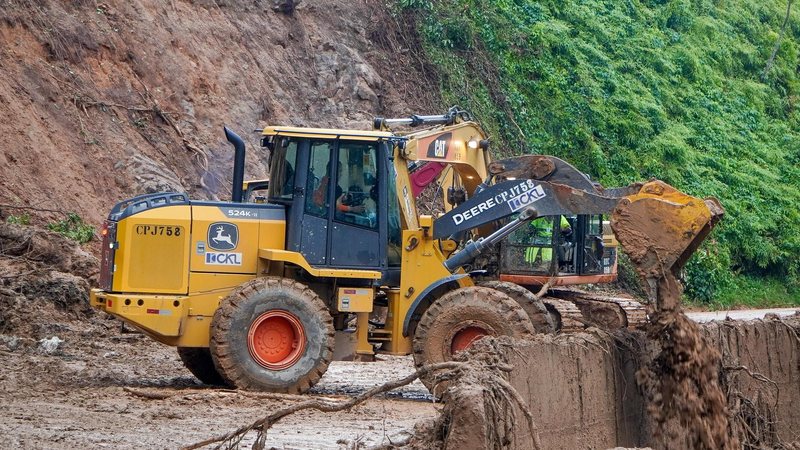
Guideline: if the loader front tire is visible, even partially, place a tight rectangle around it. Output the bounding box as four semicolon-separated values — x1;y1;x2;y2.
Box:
177;347;229;386
210;277;334;393
412;286;535;396
478;281;556;334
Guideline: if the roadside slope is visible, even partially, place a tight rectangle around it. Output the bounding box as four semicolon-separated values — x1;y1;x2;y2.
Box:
0;0;437;224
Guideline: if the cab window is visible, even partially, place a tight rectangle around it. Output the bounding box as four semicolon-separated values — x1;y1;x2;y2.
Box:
334;142;378;229
305;140;335;219
268;137;299;201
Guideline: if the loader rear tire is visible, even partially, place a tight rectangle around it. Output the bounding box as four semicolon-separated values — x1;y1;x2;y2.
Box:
412;286;534;396
177;347;229;386
478;281;556;334
210;277;334;393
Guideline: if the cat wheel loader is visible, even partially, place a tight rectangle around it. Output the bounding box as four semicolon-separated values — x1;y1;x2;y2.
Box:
90;107;723;393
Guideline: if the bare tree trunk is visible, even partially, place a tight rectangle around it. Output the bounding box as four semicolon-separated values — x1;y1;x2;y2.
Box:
762;0;794;80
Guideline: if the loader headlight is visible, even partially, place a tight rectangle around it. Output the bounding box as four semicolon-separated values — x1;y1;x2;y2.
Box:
467;139;479;149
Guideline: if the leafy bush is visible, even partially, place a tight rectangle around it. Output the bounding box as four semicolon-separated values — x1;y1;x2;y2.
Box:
405;0;800;304
48;213;95;244
6;213;31;225
684;241;733;303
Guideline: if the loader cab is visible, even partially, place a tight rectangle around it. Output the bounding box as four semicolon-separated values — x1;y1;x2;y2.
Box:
265;129;401;280
499;214;617;284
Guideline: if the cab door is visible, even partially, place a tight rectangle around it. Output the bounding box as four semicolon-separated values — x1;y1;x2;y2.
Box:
285;138;383;269
328;141;382;268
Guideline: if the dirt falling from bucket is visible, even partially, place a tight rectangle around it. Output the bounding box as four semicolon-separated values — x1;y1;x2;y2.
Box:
636;277;740;449
610;193;735;448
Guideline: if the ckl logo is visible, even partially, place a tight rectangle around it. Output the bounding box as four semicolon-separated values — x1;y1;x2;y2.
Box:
207;222;238;251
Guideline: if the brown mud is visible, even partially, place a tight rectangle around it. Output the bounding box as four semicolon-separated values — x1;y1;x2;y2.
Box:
610;182;733;449
442;317;800;449
637;310;737;449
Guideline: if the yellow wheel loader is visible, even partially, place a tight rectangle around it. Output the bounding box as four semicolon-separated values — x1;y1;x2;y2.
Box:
91;107;723;393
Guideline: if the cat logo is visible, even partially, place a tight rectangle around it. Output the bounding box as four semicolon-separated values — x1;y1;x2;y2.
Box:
207;222;238;251
426;132;452;159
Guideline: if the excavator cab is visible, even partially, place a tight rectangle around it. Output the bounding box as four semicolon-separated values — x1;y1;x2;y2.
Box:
499;213;616;285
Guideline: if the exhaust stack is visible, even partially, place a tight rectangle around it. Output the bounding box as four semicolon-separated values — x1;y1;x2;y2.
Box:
224;127;246;203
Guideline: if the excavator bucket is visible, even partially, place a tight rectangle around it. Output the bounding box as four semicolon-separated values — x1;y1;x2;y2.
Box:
610;180;724;311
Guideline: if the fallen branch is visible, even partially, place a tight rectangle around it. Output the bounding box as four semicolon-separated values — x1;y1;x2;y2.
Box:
123;387;174;400
532;278;552;300
183;357;540;450
182;361;465;450
776;317;800;347
723;365;779;392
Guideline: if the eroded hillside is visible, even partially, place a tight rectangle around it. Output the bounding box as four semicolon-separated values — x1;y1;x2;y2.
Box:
0;0;438;224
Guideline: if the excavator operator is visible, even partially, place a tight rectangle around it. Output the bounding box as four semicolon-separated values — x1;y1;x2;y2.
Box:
524;216;572;270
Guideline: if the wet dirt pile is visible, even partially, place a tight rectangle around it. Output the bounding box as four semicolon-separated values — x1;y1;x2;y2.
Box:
439;316;800;449
0;222;98;343
636;310;737;449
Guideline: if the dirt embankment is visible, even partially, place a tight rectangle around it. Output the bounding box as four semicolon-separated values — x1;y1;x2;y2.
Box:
0;223;98;342
443;318;800;449
0;0;438;227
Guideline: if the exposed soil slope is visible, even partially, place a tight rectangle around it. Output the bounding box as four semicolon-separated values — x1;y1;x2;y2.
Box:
0;0;438;225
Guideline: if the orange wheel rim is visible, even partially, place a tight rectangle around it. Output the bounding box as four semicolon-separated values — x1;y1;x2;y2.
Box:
247;310;306;370
450;326;488;354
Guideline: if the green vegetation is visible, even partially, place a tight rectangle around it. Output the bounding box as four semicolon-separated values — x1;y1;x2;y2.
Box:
6;213;31;226
48;213;95;244
399;0;800;306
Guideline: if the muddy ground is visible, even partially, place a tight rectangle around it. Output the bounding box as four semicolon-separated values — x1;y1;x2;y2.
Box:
0;223;436;449
0;327;438;449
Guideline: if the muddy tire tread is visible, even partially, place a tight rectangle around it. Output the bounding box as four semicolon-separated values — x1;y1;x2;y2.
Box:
210;277;334;393
412;286;534;393
478;281;556;334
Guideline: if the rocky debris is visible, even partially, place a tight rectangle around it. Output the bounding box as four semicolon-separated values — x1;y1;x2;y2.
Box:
38;336;64;354
125;153;186;195
273;0;299;14
0;333;34;351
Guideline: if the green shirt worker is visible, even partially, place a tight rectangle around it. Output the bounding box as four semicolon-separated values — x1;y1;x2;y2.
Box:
524;216;571;268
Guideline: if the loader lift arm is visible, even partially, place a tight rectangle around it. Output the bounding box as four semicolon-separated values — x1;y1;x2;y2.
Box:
434;155;724;312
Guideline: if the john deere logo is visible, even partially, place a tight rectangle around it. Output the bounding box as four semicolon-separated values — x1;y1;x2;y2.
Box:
208;222;238;251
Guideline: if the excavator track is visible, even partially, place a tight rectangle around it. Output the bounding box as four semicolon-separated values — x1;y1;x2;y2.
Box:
543;288;647;332
541;297;586;333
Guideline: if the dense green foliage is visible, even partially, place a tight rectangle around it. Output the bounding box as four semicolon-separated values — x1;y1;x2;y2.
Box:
48;213;95;244
399;0;800;304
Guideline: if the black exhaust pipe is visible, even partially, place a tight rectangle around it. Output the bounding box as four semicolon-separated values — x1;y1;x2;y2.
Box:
224;127;246;203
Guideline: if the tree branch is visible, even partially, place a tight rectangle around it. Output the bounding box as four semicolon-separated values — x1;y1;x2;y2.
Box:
762;0;794;80
181;361;467;450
